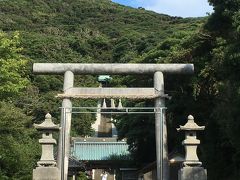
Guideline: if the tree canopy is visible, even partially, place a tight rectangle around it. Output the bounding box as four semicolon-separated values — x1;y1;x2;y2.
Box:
0;32;38;179
0;31;29;100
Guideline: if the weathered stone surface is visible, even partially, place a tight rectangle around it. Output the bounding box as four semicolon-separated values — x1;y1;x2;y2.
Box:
57;71;74;180
33;63;194;75
178;115;207;180
154;71;169;180
34;114;59;167
177;115;205;167
178;167;207;180
33;167;60;180
57;87;165;99
33;114;60;180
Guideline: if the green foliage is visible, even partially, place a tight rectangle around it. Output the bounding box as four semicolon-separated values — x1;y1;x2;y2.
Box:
116;114;156;164
77;172;88;180
207;0;240;35
0;101;39;179
106;154;135;168
71;113;95;137
0;31;29;100
0;30;37;179
106;154;132;161
0;0;200;137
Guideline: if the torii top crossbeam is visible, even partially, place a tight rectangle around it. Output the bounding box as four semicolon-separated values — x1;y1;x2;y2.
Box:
33;63;194;74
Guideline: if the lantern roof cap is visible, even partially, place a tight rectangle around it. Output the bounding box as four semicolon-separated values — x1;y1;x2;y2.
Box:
34;113;59;131
177;115;205;131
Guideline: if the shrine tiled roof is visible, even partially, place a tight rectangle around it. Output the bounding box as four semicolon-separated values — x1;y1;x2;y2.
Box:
71;137;129;161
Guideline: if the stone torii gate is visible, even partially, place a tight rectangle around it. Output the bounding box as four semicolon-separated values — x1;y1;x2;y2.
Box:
33;63;194;180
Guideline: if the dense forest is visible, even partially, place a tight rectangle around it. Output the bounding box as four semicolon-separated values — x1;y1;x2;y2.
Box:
0;0;239;179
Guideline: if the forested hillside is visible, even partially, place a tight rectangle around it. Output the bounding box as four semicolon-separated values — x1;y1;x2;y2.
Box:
0;0;239;179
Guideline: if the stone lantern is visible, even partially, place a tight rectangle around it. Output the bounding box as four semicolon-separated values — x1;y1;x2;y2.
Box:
33;113;60;180
177;115;207;180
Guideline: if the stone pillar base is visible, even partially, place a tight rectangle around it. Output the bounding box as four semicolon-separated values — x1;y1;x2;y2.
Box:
178;167;207;180
33;167;60;180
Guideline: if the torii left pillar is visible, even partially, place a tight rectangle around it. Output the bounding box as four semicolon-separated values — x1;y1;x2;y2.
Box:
57;71;74;180
154;71;169;180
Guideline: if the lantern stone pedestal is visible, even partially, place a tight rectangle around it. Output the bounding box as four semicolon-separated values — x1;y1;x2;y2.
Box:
33;113;60;180
178;167;207;180
177;115;207;180
33;167;60;180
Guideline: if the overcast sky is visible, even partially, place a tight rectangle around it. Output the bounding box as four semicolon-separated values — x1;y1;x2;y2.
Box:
111;0;213;18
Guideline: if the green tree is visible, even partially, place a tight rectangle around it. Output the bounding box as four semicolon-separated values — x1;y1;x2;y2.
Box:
0;31;29;100
0;31;38;179
0;101;39;179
